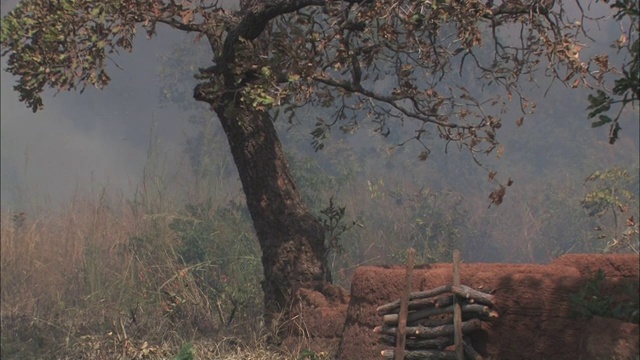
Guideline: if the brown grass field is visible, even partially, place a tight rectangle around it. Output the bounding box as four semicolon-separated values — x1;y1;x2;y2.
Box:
0;189;334;359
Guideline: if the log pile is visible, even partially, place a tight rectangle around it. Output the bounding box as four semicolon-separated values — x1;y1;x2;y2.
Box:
375;251;499;360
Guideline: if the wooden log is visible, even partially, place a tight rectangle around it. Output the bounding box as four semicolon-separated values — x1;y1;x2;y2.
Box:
451;285;495;306
400;294;454;315
377;285;451;314
414;316;456;328
396;249;415;360
415;311;497;327
400;297;442;313
463;336;483;360
381;349;458;360
383;304;495;326
375;318;483;339
435;295;455;308
453;250;464;360
377;286;495;315
378;334;454;349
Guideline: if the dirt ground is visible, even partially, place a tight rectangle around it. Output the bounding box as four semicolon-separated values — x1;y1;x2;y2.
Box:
287;254;639;360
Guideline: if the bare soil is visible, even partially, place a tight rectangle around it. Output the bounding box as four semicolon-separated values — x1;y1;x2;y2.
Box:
287;254;639;360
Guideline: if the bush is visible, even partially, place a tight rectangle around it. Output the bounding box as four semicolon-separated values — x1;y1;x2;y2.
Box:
570;269;640;324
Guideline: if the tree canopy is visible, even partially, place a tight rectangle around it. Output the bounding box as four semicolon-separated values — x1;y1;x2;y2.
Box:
2;0;622;145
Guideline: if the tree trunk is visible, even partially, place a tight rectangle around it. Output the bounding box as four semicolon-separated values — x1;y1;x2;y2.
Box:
212;93;332;331
191;0;333;336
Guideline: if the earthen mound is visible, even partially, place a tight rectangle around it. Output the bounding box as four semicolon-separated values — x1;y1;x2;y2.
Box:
282;283;350;354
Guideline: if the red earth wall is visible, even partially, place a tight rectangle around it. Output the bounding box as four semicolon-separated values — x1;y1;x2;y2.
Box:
334;254;639;360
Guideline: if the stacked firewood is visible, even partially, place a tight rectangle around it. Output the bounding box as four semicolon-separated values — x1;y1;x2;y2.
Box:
375;284;499;360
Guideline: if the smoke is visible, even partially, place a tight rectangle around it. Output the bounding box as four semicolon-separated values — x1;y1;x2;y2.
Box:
1;27;191;210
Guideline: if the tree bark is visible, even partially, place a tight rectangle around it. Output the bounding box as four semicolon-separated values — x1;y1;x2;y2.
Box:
211;93;331;332
191;0;333;336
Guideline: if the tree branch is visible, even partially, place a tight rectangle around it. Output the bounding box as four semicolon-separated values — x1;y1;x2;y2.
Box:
313;75;485;130
156;17;204;32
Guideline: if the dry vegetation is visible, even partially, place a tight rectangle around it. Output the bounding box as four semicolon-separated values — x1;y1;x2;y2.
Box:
2;121;638;359
0;188;335;359
2;127;638;359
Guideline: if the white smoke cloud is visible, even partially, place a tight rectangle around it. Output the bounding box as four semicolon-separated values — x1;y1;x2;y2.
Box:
0;28;189;210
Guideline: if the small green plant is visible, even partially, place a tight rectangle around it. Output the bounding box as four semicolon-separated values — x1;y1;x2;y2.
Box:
298;349;329;360
317;197;362;285
582;166;639;253
174;342;194;360
570;269;640;323
318;197;360;258
169;198;216;265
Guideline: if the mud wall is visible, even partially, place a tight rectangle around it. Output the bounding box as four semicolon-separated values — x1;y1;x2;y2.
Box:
336;254;639;360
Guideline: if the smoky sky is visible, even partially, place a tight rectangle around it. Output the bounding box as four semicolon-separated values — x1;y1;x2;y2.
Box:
1;26;208;209
1;0;639;212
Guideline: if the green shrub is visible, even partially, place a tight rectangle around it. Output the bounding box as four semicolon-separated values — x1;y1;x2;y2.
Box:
174;342;194;360
168;198;263;327
570;269;640;324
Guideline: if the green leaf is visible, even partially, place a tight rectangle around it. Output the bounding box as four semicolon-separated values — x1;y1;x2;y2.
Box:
591;115;612;128
174;342;194;360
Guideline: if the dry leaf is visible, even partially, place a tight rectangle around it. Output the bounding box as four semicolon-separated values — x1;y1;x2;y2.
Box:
488;185;506;207
182;10;193;24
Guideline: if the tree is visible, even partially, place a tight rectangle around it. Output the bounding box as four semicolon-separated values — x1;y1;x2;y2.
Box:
582;166;640;253
587;0;639;144
0;0;623;332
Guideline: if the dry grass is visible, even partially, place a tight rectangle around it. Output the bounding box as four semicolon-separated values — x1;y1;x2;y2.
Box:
0;188;329;360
